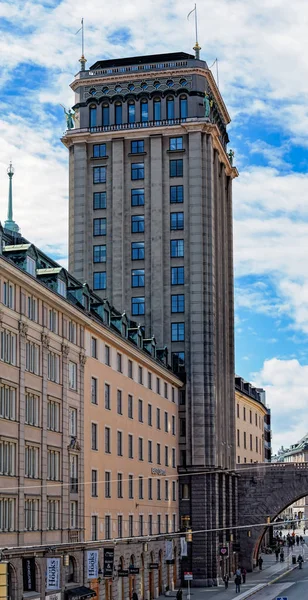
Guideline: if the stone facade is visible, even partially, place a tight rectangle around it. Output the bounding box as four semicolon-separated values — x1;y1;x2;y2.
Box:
63;50;238;585
235;376;271;464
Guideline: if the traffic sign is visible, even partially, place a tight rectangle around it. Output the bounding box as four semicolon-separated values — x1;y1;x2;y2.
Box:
184;572;193;581
276;597;288;600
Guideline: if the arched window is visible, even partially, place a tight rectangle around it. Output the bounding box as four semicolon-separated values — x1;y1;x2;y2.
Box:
67;556;77;583
166;96;174;120
153;98;161;121
89;104;97;128
128;101;135;124
141;99;148;122
102;103;109;126
180;95;188;119
115;102;122;125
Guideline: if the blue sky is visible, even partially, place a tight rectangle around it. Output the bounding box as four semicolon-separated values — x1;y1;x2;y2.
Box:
1;0;308;452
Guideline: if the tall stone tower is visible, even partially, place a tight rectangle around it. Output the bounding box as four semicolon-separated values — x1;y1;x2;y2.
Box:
62;50;239;584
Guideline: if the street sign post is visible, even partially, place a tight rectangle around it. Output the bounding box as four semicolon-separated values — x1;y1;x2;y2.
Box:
184;572;193;600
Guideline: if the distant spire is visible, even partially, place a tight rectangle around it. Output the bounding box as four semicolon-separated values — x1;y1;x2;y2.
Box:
4;162;20;233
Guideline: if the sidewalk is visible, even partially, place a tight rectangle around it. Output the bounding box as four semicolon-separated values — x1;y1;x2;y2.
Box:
168;550;299;600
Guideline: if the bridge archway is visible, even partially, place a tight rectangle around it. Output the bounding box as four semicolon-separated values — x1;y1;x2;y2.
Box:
237;463;308;570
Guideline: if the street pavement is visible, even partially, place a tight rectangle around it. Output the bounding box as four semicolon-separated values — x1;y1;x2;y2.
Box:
246;559;308;599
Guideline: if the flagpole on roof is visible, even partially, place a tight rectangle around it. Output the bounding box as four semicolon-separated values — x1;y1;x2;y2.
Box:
187;4;201;59
76;18;87;71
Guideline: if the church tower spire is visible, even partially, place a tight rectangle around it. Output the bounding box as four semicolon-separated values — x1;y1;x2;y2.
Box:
4;162;20;233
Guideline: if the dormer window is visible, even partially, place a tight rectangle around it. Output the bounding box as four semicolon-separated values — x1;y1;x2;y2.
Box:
122;322;127;337
82;295;89;310
26;256;36;277
104;308;110;325
58;279;66;298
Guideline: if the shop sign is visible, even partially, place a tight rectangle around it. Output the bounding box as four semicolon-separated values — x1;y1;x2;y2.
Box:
23;557;36;592
118;570;129;577
46;558;60;591
87;551;99;579
184;572;193;581
103;548;114;578
151;467;166;476
149;563;159;570
219;547;229;557
129;567;139;575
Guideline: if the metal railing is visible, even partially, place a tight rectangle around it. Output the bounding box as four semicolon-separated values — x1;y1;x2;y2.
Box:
69;118;188;135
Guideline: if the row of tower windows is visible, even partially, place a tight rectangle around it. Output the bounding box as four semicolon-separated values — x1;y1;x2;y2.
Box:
89;96;188;127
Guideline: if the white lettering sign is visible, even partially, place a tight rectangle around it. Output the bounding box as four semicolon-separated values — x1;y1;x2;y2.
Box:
87;550;99;579
46;593;61;600
46;558;60;591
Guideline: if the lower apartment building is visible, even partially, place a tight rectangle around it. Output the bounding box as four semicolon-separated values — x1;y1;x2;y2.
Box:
235;376;271;464
0;222;181;600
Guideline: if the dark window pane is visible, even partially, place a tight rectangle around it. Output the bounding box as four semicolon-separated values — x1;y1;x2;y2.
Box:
115;103;122;125
132;242;145;260
93;272;106;290
128;102;135;123
154;99;161;121
93;218;106;236
132;297;145;315
131;189;145;206
131;215;144;233
132;269;145;287
93;245;106;263
170;186;184;203
93;167;106;184
93;192;107;210
102;104;109;126
171;266;184;285
131;163;144;180
93;144;106;158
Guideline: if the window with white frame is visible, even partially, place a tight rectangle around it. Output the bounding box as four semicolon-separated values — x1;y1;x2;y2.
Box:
47;352;60;383
25;498;39;530
91;377;98;404
172;448;176;468
47;399;60;431
91;423;98;450
165;514;169;533
69;407;77;437
172;481;176;501
0;440;16;475
117;515;123;538
91;515;98;541
148;514;153;536
70;454;78;492
57;279;66;298
26;341;40;375
25;392;40;426
0;497;15;531
25;445;39;478
49;309;58;333
0;329;16;365
27;296;37;321
172;415;176;435
47;499;60;530
70;501;78;529
68;321;76;344
172;513;177;532
105;515;111;539
165;479;169;501
47;449;60;481
69;361;77;390
129;515;134;537
92;469;98;497
26;256;36;276
0;384;16;420
2;281;15;309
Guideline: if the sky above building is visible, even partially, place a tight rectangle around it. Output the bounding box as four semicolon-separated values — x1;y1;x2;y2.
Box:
0;0;307;453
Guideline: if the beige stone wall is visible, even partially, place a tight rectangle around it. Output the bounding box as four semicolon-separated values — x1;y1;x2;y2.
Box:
235;389;267;464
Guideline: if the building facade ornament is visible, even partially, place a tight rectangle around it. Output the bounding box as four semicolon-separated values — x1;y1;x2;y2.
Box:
18;319;28;338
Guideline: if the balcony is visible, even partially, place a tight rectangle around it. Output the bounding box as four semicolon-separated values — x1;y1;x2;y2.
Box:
68;118;188;135
70;478;78;493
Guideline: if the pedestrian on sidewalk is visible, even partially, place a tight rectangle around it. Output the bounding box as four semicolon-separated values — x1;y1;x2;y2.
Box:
258;556;263;570
241;568;246;583
234;573;241;594
296;535;300;546
223;574;229;589
176;589;182;600
275;547;280;562
280;550;284;562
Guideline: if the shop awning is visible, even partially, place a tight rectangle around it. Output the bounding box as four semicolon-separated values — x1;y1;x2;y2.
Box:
66;586;96;600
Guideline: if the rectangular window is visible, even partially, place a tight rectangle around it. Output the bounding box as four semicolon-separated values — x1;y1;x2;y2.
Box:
70;501;78;529
117;353;122;372
117;389;122;414
165;514;169;533
105;427;111;453
156;408;161;430
171;294;185;313
0;329;16;365
0;384;16;421
26;256;36;276
91;377;98;405
165;446;169;466
165;480;169;500
128;359;133;379
131;215;144;233
117;431;123;456
138;437;143;461
170;239;184;258
128;395;133;419
156;377;160;395
25;341;40;374
131;140;144;154
69;361;77;390
25;392;39;426
128;434;134;460
250;410;252;424
148;514;153;535
169;137;183;151
138;366;143;384
237;429;240;447
0;440;16;476
92;423;98;450
148;403;152;426
3;281;15;309
27;296;37;321
68;320;76;343
132;269;145;287
172;416;176;436
138;399;143;422
172;481;176;501
47;352;60;383
148;371;152;389
157;443;161;464
93;271;106;290
105;345;110;366
25;445;39;478
118;514;123;538
93;166;106;184
243;407;246;421
237;403;240;418
105;383;110;409
93;218;106;236
131;188;145;206
172;351;185;373
250;434;253;450
139;476;144;499
129;474;134;499
91;515;98;541
105;515;111;539
69;454;78;492
25;498;39;531
164;412;168;433
93;244;106;263
131;163;144;180
170;185;184;204
157;479;161;501
105;471;111;498
171;322;185;341
93;191;107;209
180;418;186;437
148;440;152;463
129;515;134;537
171;266;184;285
170;212;184;230
256;436;258;452
47;499;60;531
49;309;58;333
139;514;144;536
164;382;168;399
47;449;60;481
92;469;98;497
244;431;247;449
170;159;183;177
47;399;60;431
132;242;145;260
93;143;107;158
117;473;123;498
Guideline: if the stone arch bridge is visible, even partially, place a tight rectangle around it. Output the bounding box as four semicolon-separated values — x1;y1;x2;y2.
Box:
237;462;308;570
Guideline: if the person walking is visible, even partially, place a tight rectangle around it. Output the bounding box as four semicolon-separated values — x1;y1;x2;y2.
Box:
223;574;229;589
234;573;241;593
133;593;138;600
275;547;280;562
258;556;263;570
241;568;246;583
296;535;300;546
176;589;182;600
280;549;284;562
